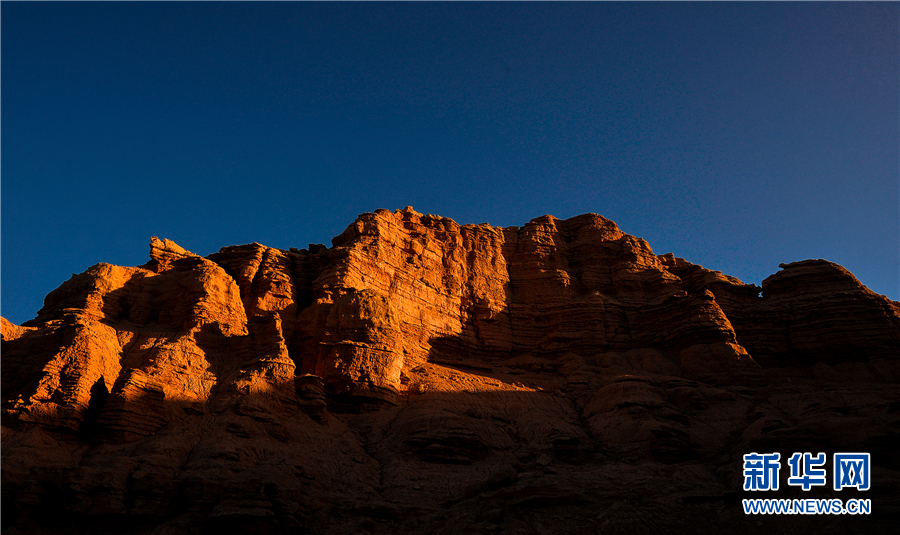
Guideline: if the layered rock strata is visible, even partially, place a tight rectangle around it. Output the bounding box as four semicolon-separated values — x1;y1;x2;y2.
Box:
2;207;898;535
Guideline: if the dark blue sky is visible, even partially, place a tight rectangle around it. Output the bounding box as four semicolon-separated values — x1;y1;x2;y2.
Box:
3;2;898;324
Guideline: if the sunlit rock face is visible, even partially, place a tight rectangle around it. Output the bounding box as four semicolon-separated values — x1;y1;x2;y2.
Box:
3;207;898;535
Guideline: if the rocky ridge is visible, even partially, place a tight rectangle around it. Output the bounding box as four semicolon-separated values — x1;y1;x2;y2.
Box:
2;207;899;534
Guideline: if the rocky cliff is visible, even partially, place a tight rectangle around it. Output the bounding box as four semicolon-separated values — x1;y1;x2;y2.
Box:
3;207;899;534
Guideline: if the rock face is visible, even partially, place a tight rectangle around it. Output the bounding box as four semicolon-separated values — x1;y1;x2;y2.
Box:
2;208;899;535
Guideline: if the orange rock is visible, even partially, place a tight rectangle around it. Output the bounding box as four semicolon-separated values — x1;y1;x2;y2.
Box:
2;210;898;534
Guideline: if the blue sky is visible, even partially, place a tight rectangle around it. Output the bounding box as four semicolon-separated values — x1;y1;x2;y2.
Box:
2;2;898;325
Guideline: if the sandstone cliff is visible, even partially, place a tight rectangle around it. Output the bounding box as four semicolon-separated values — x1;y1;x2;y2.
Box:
3;207;899;534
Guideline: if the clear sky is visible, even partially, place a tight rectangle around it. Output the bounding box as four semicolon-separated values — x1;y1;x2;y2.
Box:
2;2;898;325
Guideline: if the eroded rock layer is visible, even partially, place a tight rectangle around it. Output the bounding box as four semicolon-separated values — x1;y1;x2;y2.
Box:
3;208;899;535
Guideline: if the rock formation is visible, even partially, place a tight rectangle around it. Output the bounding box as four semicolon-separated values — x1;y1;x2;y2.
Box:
2;207;898;534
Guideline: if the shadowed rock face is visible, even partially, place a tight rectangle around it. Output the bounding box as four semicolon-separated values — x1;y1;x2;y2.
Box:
2;208;898;535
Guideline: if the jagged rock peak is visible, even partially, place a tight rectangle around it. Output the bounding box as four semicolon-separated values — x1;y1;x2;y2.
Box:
145;236;201;273
149;235;195;258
